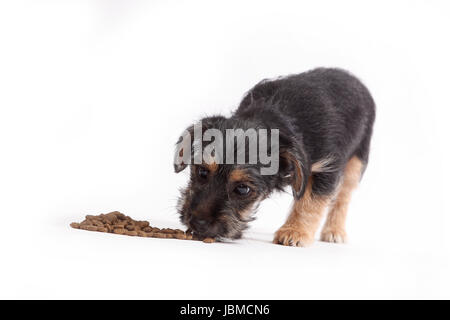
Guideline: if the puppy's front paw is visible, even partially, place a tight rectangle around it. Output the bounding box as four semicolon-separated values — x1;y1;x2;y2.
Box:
273;227;314;247
320;228;347;243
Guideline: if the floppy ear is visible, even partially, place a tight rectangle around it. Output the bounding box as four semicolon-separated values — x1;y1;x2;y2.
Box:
174;125;195;173
174;115;227;173
280;148;310;200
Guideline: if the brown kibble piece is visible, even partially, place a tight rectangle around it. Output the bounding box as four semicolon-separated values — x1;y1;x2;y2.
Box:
138;221;150;228
103;215;116;224
97;227;108;232
92;220;104;227
174;233;187;240
125;225;135;231
116;213;126;220
202;237;215;243
126;230;138;236
70;222;80;229
113;228;126;235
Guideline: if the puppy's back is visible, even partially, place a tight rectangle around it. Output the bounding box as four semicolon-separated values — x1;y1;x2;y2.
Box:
237;68;376;165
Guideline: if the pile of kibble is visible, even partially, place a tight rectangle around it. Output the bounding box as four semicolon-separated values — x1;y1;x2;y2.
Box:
70;211;215;243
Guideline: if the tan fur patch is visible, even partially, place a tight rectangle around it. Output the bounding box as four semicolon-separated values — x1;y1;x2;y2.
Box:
204;161;218;173
311;157;335;173
273;178;332;247
320;156;363;243
229;169;248;182
281;151;303;194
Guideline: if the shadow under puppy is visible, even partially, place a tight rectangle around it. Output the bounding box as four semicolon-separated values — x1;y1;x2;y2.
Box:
174;68;375;246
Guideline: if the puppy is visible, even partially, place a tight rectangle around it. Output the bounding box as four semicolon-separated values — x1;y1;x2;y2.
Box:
174;68;375;246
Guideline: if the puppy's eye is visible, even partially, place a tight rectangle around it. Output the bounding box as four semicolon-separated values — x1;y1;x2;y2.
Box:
197;167;209;179
234;184;251;196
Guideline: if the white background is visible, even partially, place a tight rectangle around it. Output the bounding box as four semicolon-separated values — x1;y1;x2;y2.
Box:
1;0;449;299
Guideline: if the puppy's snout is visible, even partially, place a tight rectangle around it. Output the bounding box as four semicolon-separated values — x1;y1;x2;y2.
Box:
190;216;210;233
196;218;207;226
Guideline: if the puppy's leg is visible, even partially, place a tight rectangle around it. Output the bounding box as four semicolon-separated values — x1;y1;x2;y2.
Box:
273;179;332;247
320;156;363;243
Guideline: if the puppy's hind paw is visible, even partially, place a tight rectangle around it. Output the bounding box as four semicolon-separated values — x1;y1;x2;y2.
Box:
320;228;347;243
273;227;314;247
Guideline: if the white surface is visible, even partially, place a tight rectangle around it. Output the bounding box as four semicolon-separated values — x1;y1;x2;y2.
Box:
0;0;449;299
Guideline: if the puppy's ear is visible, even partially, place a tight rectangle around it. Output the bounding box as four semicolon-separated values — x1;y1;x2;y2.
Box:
174;116;227;173
174;124;195;173
280;148;310;200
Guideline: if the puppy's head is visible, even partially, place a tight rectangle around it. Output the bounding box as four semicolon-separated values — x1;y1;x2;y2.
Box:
176;163;266;239
174;116;308;239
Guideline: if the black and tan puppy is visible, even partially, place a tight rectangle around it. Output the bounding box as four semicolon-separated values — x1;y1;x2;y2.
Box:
174;68;375;246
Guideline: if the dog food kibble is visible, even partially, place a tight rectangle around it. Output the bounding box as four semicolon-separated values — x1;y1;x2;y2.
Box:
92;220;104;227
138;221;149;228
70;211;216;243
174;233;186;240
113;228;126;235
137;231;147;237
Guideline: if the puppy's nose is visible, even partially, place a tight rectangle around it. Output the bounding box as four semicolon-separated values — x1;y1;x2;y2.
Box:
190;217;209;233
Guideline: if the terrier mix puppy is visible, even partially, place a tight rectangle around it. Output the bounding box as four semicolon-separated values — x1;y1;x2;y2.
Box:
174;68;375;246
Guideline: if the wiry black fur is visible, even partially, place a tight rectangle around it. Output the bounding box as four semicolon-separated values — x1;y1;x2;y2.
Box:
175;68;375;239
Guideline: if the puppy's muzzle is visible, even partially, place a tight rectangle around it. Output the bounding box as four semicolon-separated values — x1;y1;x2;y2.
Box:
189;215;210;234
